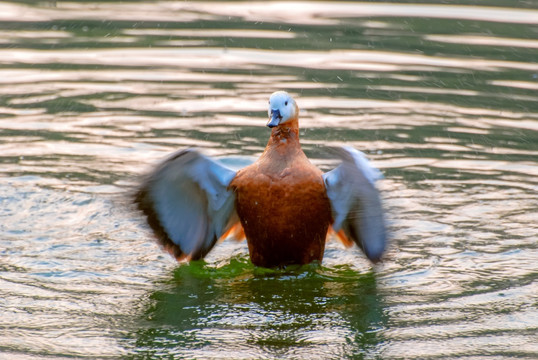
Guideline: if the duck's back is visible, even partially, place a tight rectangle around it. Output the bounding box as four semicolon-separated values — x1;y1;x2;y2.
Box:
230;149;332;267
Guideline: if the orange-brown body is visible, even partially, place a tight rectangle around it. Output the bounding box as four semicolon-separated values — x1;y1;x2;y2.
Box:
229;118;332;267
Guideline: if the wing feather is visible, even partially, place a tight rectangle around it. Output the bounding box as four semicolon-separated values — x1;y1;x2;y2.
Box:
323;147;387;262
134;149;238;260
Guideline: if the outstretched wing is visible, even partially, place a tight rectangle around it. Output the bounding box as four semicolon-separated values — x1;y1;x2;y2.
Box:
323;147;386;262
134;148;239;261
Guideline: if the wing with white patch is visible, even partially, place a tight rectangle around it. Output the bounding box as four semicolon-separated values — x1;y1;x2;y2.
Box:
134;148;238;260
323;147;386;262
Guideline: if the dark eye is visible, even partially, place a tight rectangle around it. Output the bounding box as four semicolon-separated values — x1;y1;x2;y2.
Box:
285;101;288;106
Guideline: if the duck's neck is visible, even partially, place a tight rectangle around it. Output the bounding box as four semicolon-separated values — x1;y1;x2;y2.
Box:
268;118;299;146
260;118;304;165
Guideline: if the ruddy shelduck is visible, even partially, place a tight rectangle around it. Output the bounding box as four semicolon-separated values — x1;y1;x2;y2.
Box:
134;91;387;268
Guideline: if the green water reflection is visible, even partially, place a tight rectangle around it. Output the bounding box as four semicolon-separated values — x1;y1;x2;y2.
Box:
129;260;386;358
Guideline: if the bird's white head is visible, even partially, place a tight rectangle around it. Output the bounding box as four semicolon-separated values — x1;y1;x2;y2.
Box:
267;91;298;128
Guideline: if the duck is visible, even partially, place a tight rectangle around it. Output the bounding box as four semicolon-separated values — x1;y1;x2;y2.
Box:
134;91;386;268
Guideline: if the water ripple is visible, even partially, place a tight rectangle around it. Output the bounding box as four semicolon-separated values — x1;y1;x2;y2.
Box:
1;1;536;359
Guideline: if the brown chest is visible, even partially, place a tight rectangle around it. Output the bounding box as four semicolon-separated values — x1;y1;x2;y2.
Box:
229;164;332;266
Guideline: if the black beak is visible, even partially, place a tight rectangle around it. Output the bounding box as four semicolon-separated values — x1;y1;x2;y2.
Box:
267;109;281;128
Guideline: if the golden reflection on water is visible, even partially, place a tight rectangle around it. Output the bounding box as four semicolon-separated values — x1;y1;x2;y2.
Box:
3;47;538;73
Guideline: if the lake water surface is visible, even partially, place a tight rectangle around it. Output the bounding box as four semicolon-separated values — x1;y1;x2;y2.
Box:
1;1;537;359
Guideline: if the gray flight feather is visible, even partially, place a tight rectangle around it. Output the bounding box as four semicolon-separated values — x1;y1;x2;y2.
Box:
135;148;238;260
323;147;386;262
